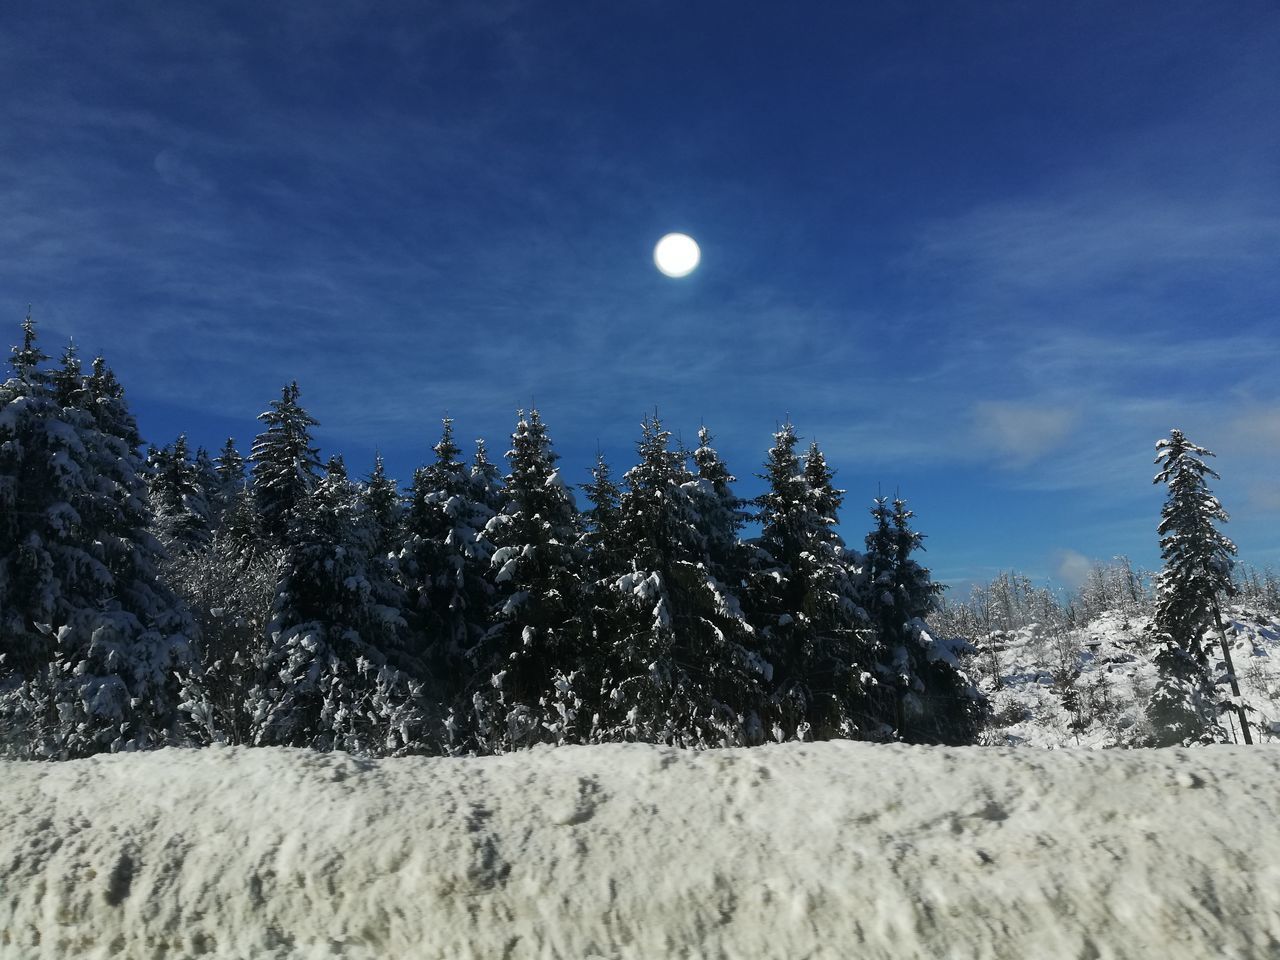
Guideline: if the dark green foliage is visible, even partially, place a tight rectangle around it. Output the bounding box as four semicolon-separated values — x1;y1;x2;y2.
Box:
863;496;985;744
7;310;996;757
459;410;583;752
589;417;764;747
0;317;195;758
751;428;871;742
361;454;402;558
250;382;321;546
251;470;423;753
148;434;213;553
400;418;494;681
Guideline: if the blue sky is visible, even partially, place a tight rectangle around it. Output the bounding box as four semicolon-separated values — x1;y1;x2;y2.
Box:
3;2;1279;591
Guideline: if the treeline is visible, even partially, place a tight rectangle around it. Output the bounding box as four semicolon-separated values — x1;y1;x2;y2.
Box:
935;559;1280;641
0;316;985;760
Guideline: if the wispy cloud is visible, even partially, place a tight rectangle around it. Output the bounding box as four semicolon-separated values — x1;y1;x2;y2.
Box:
153;149;216;195
1052;549;1093;591
972;401;1077;467
915;195;1280;300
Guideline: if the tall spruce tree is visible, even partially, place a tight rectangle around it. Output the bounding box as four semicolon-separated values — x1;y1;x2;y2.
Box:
1147;429;1242;745
401;418;494;681
469;438;505;515
0;317;195;757
215;437;247;494
251;382;321;546
250;467;423;754
689;426;751;590
579;451;623;575
593;416;763;747
193;446;223;525
864;495;984;744
752;427;869;741
148;434;213;553
361;454;402;559
462;410;582;752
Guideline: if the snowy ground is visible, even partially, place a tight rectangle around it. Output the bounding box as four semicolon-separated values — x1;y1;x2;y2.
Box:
4;742;1280;959
977;607;1280;748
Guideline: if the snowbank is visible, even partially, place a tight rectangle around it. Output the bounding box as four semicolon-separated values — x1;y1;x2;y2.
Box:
3;742;1280;959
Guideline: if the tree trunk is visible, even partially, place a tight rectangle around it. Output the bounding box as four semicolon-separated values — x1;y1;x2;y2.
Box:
1211;599;1253;745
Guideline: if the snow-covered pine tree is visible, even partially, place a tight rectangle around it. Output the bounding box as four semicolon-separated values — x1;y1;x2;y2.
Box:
592;416;763;748
250;382;321;547
751;427;869;742
572;452;627;737
462;409;583;753
579;451;623;575
0;313;52;682
689;426;752;591
198;436;246;536
50;340;86;409
250;467;424;755
1147;429;1240;745
216;486;267;568
0;316;195;758
361;454;402;559
215;437;247;494
863;495;984;744
148;434;213;553
684;426;765;739
469;438;505;516
193;446;222;520
86;355;143;449
400;418;494;686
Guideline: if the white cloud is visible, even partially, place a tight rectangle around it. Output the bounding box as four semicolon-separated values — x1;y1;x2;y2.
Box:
1226;406;1280;451
1052;549;1093;591
972;401;1076;468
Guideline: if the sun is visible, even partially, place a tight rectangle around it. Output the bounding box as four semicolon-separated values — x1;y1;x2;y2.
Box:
654;233;701;278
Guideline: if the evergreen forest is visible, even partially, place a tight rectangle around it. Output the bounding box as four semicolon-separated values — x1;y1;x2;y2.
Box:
3;315;1268;758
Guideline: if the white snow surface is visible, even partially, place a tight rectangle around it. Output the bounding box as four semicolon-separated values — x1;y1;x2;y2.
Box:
4;742;1280;960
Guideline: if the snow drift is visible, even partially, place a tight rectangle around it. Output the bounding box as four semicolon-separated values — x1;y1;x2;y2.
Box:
3;742;1279;959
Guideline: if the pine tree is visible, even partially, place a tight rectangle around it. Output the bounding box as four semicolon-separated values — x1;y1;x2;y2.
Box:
689;426;750;589
250;469;423;754
212;437;244;504
50;340;85;408
215;437;247;494
193;446;222;523
148;434;213;553
217;487;267;568
10;309;47;376
863;495;984;744
592;416;763;747
0;318;195;757
751;427;869;742
361;454;402;559
579;451;623;574
461;409;582;752
401;418;494;683
86;355;142;448
469;437;505;515
1147;429;1242;745
250;382;321;547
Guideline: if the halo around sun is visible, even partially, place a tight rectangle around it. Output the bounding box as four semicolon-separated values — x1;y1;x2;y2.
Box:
654;233;701;278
